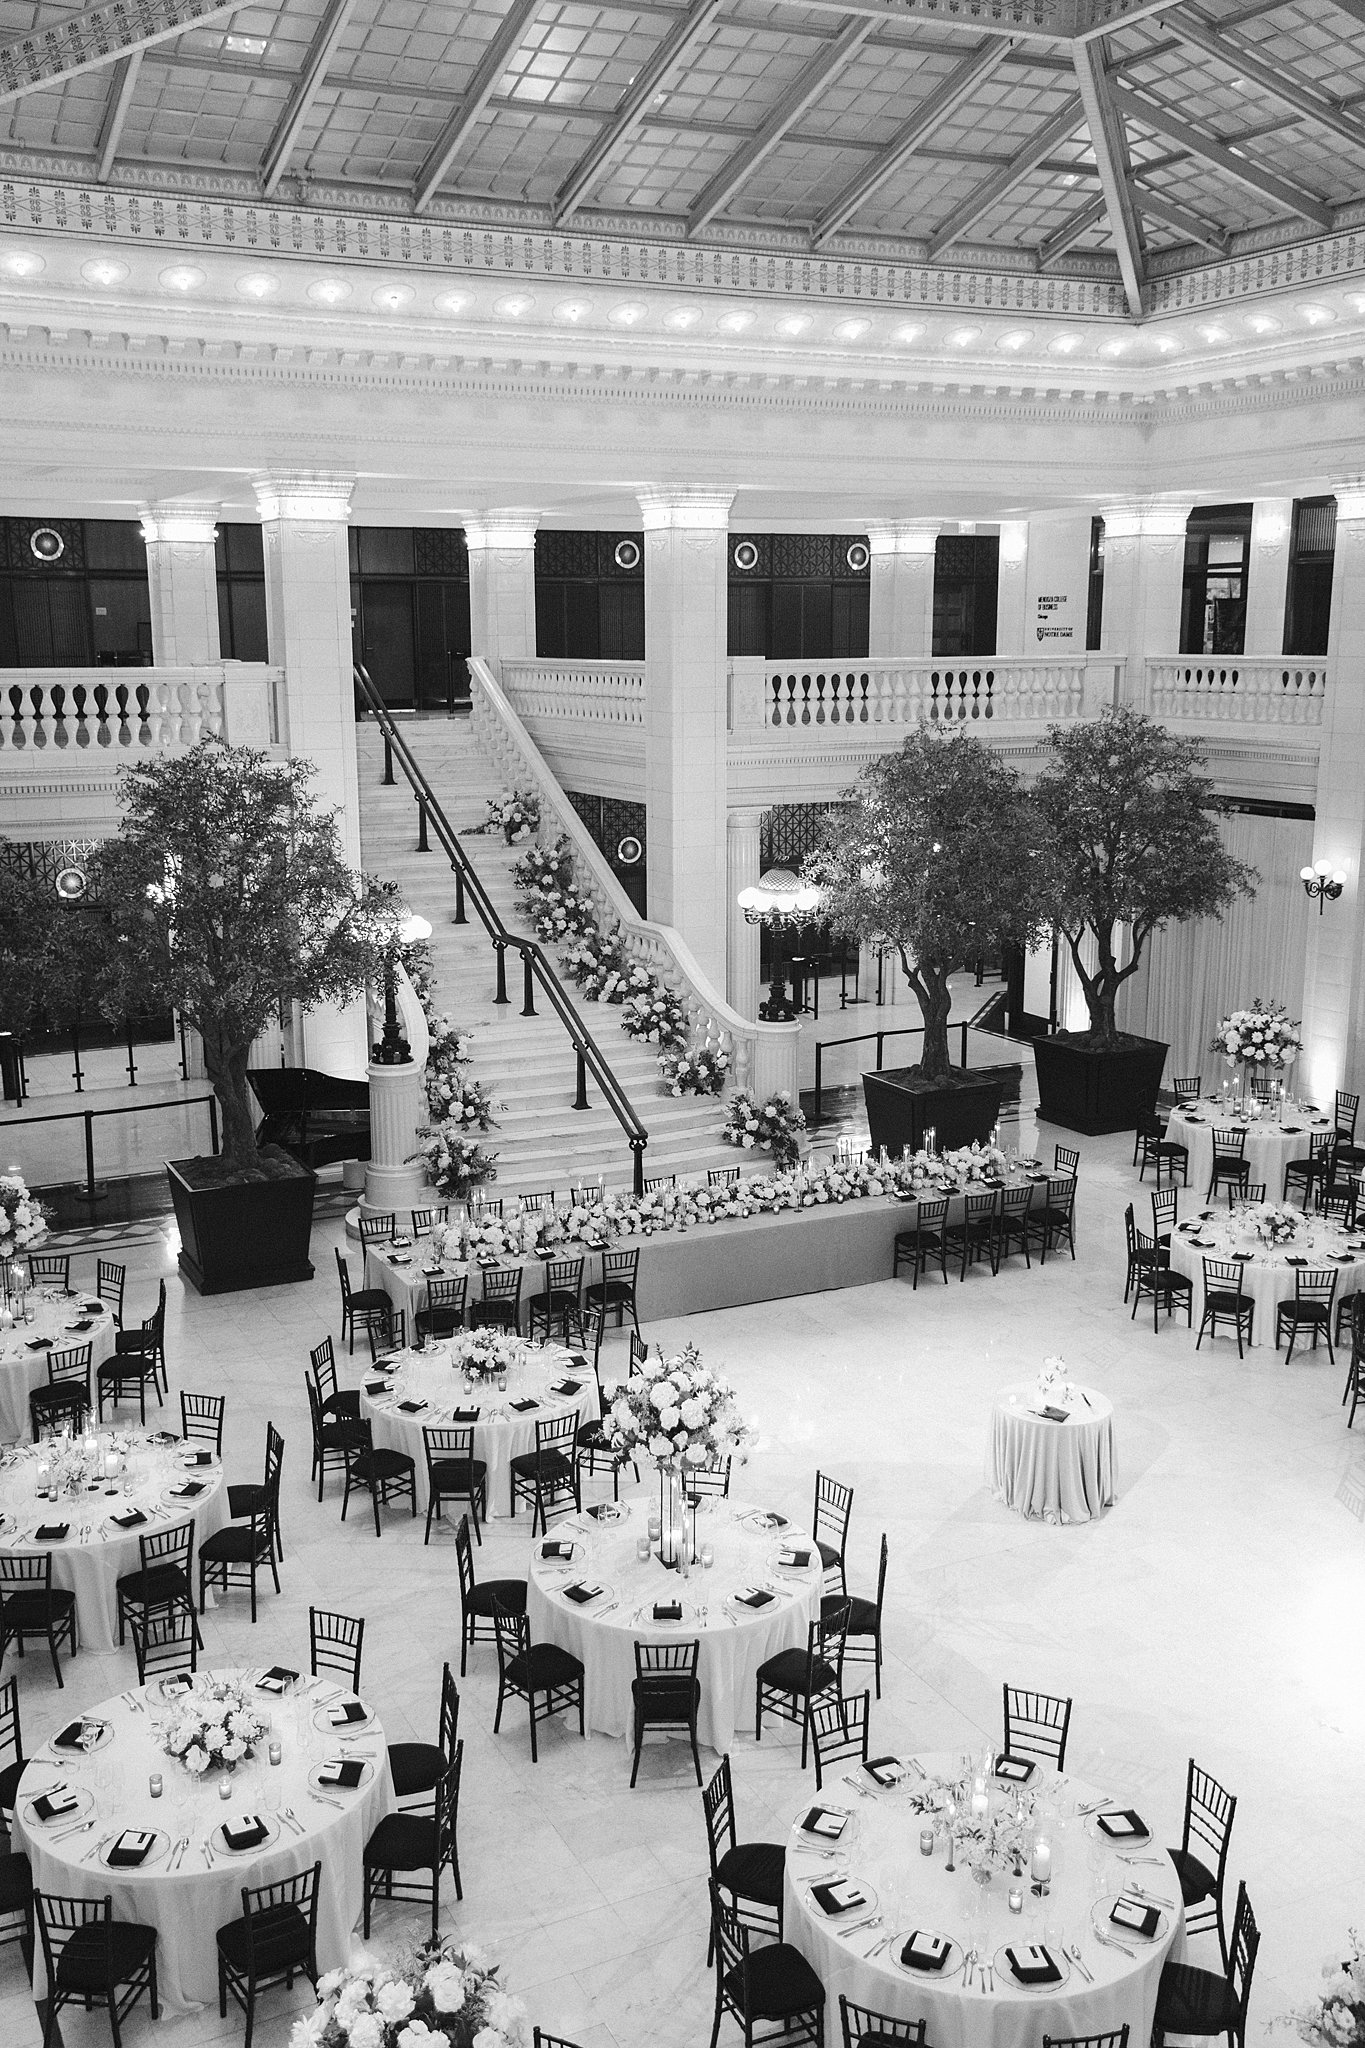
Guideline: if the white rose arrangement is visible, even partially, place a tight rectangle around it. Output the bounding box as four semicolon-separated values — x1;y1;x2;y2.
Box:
293;1941;530;2048
1211;999;1303;1070
1281;1930;1365;2048
0;1172;48;1263
447;1329;532;1380
604;1341;751;1470
162;1677;268;1776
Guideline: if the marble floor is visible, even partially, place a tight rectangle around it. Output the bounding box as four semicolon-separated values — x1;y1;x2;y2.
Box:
3;1116;1361;2048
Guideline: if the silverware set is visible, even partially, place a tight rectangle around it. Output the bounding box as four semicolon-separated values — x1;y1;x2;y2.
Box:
1068;1942;1095;1983
280;1807;305;1836
82;1831;116;1865
1092;1923;1136;1959
168;1837;190;1871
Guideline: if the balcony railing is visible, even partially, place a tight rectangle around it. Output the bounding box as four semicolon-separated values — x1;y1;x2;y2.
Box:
1145;659;1326;724
0;664;284;755
728;655;1110;737
501;659;645;728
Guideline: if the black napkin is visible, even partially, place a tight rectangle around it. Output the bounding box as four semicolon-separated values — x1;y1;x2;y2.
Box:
586;1502;620;1521
184;1451;213;1467
452;1407;480;1423
159;1673;194;1696
32;1792;80;1823
221;1815;267;1851
778;1547;813;1568
811;1879;866;1916
569;1353;589;1370
54;1719;100;1750
801;1806;847;1839
652;1601;682;1622
110;1510;146;1529
864;1755;902;1786
756;1511;788;1529
994;1752;1035;1782
1111;1897;1159;1937
108;1830;156;1868
422;1266;444;1278
552;1380;582;1396
1037;1405;1070;1423
35;1523;69;1542
397;1399;427;1414
81;1302;105;1315
256;1666;299;1693
509;1398;539;1413
327;1700;368;1726
24;1338;49;1351
168;1481;205;1498
1231;1252;1251;1263
564;1583;603;1605
1287;1256;1308;1267
65;1319;93;1333
317;1759;365;1789
901;1931;950;1971
1007;1945;1061;1985
365;1381;390;1396
1098;1808;1148;1838
734;1588;773;1609
388;1254;412;1267
541;1540;574;1560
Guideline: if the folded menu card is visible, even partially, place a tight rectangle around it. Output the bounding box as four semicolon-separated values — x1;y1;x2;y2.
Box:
159;1673;194;1696
811;1878;866;1916
541;1539;574;1560
256;1666;298;1693
755;1511;788;1529
111;1510;147;1530
168;1481;205;1498
1007;1944;1061;1985
54;1719;101;1750
565;1583;604;1605
317;1759;365;1788
221;1814;267;1851
733;1587;773;1609
901;1930;950;1971
994;1753;1035;1782
108;1830;156;1868
1098;1808;1148;1838
1111;1896;1160;1938
35;1524;69;1542
586;1502;621;1522
777;1546;812;1568
327;1701;368;1726
801;1807;847;1840
863;1756;905;1787
32;1791;79;1822
652;1601;682;1622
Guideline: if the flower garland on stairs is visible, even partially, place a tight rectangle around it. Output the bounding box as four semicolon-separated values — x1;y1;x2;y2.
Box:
399;935;502;1201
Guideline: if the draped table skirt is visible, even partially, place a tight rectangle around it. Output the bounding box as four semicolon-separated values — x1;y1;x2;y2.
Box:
988;1385;1114;1524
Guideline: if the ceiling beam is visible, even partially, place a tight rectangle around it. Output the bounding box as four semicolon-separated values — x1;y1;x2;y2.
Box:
1112;83;1335;228
1072;0;1175;40
553;0;725;224
926;94;1085;260
1132;183;1230;253
261;0;360;198
413;0;543;215
95;50;143;184
1326;0;1365;29
812;37;1014;250
1159;6;1365;153
1036;191;1107;266
687;18;873;235
1073;39;1145;318
0;0;237;106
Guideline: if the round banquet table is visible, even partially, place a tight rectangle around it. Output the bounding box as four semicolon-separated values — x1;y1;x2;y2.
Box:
1165;1101;1333;1201
0;1434;228;1651
785;1750;1184;2048
1167;1208;1365;1349
360;1340;594;1516
0;1293;118;1444
526;1493;822;1754
14;1667;394;2014
988;1385;1114;1524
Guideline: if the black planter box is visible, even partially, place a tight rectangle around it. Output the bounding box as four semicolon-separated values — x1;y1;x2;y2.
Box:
167;1146;317;1295
1032;1034;1168;1137
863;1067;1014;1158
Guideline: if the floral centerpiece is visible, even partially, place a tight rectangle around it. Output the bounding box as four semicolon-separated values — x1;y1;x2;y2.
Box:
661;1045;730;1097
0;1173;47;1264
448;1329;532;1380
480;789;541;845
722;1089;806;1170
293;1940;530;2048
605;1342;751;1470
410;1126;498;1203
908;1767;1039;1879
1036;1355;1074;1404
163;1677;268;1776
902;1141;1008;1194
1211;999;1303;1070
1239;1200;1304;1249
1284;1931;1365;2048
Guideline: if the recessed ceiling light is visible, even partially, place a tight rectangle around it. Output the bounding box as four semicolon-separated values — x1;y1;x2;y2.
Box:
1098;337;1128;357
553;299;589;324
1300;303;1333;326
947;326;981;346
1246;312;1279;335
1048;333;1081;355
776;313;812;337
833;317;871;342
717;310;753;335
82;257;129;286
1199;324;1228;343
374;284;415;311
1152;334;1179;354
997;329;1032;351
663;305;701;331
1;250;44;278
236;273;278;300
160;263;205;292
494;292;532;317
225;33;266;53
435;289;473;316
893;322;923;344
608;300;647;326
1060;173;1078;187
306;276;351;305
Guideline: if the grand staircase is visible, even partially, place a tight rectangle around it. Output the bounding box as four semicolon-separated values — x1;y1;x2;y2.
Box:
355;717;740;1198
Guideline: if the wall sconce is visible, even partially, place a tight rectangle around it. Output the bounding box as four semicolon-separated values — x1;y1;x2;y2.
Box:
1301;859;1346;913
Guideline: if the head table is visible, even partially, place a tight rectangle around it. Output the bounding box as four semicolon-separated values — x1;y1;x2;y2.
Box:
988;1383;1115;1525
0;1291;118;1445
1165;1099;1333;1201
1166;1207;1365;1348
0;1433;228;1651
14;1667;395;2014
785;1748;1184;2048
360;1340;594;1517
526;1492;823;1755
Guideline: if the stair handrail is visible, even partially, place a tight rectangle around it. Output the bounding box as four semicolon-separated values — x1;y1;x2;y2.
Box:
354;666;649;1194
469;655;800;1104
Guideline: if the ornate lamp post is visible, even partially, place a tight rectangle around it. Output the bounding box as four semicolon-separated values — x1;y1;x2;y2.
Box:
737;869;824;1022
373;912;432;1064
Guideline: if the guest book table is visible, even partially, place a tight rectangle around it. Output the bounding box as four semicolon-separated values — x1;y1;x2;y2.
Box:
989;1385;1114;1524
785;1751;1183;2048
526;1495;822;1752
14;1669;394;2014
0;1434;227;1651
1167;1211;1365;1348
1165;1101;1332;1199
0;1294;117;1444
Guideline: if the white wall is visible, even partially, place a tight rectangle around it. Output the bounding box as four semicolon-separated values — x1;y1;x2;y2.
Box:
1022;512;1093;657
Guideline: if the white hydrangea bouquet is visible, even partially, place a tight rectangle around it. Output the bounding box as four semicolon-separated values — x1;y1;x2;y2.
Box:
293;1941;530;2048
0;1173;47;1263
162;1677;268;1776
448;1328;531;1380
605;1342;751;1469
1240;1200;1303;1249
1211;998;1303;1069
1283;1931;1365;2048
1036;1355;1075;1404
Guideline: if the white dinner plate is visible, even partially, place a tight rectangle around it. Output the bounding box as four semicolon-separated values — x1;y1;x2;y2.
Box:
1086;1810;1152;1847
312;1698;375;1736
890;1932;964;1982
802;1876;879;1934
309;1759;375;1793
992;1940;1072;1992
1093;1895;1169;1944
100;1827;172;1871
795;1804;858;1848
536;1540;583;1568
23;1785;94;1826
161;1485;212;1508
770;1543;818;1574
214;1814;281;1856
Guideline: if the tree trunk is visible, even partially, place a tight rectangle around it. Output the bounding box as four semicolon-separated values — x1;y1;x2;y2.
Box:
200;1025;259;1171
902;954;954;1082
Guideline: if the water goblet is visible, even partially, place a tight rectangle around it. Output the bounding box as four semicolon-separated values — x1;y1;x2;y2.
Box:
701;1543;714;1573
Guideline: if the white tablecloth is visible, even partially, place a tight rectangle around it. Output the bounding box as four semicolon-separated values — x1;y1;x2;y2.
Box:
0;1295;118;1444
988;1385;1114;1525
526;1494;821;1753
1167;1211;1365;1349
785;1751;1183;2048
0;1435;228;1651
14;1668;394;2013
360;1341;593;1517
1166;1102;1333;1201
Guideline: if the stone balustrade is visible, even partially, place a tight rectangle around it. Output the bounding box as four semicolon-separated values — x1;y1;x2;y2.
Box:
501;658;645;728
1145;658;1327;724
728;655;1102;736
0;664;284;755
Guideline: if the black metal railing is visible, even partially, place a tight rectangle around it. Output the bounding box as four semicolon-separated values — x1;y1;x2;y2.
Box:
1;1093;219;1211
810;1021;971;1121
356;667;649;1194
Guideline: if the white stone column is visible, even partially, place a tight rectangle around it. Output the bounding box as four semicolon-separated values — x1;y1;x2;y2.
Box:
465;513;539;674
364;1062;429;1218
726;807;763;1020
1300;484;1365;1103
639;487;733;992
141;506;221;666
1243;498;1294;655
995;520;1031;656
867;521;940;655
254;473;368;1080
1100;500;1193;702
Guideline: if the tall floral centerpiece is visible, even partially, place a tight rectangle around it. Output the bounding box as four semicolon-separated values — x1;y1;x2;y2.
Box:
292;1942;530;2048
1283;1931;1365;2048
0;1172;47;1268
604;1343;751;1570
1211;999;1302;1106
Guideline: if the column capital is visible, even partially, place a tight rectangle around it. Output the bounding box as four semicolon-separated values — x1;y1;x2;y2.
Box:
464;511;540;552
1330;481;1365;522
998;517;1029;565
253;474;354;523
140;505;220;546
727;806;765;834
1101;499;1192;542
637;488;733;532
866;518;940;558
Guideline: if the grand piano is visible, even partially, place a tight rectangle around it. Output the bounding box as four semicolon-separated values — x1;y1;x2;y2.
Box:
247;1068;372;1171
